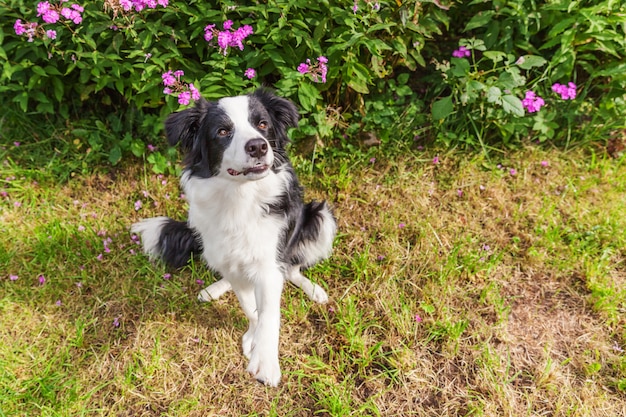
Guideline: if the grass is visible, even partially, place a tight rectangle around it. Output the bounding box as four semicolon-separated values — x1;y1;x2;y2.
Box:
1;128;626;416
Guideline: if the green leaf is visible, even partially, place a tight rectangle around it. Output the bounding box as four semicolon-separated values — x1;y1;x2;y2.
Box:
432;96;454;120
502;95;524;117
464;11;495;31
516;55;547;69
108;145;122;165
487;86;502;104
297;82;321;112
483;51;506;63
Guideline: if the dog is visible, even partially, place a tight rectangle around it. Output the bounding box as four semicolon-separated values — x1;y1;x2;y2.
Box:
131;89;337;386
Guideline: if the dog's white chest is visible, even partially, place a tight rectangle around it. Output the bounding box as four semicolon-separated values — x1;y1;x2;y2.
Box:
184;174;284;281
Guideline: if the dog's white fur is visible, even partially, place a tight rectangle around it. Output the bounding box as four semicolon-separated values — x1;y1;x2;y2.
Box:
132;92;336;386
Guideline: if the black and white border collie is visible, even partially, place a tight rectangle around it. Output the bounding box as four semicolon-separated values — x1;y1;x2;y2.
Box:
131;89;337;386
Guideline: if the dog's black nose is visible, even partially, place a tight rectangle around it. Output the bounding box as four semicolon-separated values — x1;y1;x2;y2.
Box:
245;139;268;158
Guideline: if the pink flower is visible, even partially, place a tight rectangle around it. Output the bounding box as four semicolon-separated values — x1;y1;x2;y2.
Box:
452;45;471;58
163;273;171;280
223;20;233;30
414;314;423;323
14;20;26;35
552;82;577;100
541;160;549;167
204;24;215;42
509;168;517;176
522;91;545;113
162;70;176;87
178;91;191;105
9;275;18;281
46;29;57;39
189;84;201;100
217;30;231;51
244;68;256;79
433;156;440;165
134;200;142;211
297;63;309;74
38;275;46;285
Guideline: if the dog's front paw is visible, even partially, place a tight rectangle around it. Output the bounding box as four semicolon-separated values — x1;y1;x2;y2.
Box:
247;350;281;387
242;329;254;359
197;280;232;302
307;283;329;304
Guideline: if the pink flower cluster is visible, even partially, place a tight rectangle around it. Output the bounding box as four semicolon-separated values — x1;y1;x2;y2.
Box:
297;56;328;83
452;45;471;58
118;0;168;12
204;20;254;55
162;70;201;106
522;91;545;113
14;1;83;41
552;82;577;100
38;1;83;24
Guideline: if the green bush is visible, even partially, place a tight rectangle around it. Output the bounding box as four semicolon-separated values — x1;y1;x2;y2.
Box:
1;0;625;169
429;0;626;148
1;0;450;167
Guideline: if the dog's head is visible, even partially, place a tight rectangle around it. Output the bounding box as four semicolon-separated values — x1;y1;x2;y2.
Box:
165;89;299;181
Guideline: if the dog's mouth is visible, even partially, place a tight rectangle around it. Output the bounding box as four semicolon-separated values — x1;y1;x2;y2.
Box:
227;165;270;177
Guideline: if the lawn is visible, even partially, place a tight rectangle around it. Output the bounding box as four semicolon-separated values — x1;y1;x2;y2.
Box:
1;133;625;416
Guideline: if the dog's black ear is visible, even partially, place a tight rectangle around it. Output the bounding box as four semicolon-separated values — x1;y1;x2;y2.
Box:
164;98;210;150
252;89;299;146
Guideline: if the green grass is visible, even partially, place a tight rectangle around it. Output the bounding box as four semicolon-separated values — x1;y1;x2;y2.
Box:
1;131;626;416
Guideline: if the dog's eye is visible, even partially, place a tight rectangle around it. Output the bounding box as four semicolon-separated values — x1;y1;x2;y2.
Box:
217;128;230;137
257;121;268;130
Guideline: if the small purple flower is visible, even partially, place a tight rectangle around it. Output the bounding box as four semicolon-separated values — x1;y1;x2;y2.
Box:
398;222;406;229
217;30;231;50
204;24;215;41
369;157;376;164
147;144;157;152
297;63;309;74
414;314;423;323
134;200;142;211
46;29;57;39
457;189;463;197
55;300;62;306
14;19;26;35
452;45;471;58
522;91;545;113
244;68;256;79
433;156;440;165
96;253;103;261
163;273;171;280
223;20;233;30
541;160;549;167
9;274;18;281
189;84;201;100
162;70;176;87
38;275;46;285
178;91;191;105
509;168;517;176
113;317;120;328
196;279;204;286
13;141;21;147
552;82;577;100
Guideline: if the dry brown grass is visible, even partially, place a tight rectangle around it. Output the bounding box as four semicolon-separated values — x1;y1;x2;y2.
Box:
1;146;625;416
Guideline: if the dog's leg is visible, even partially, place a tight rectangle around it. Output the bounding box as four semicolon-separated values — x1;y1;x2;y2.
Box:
285;265;328;304
244;268;283;387
198;279;232;302
230;282;258;359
